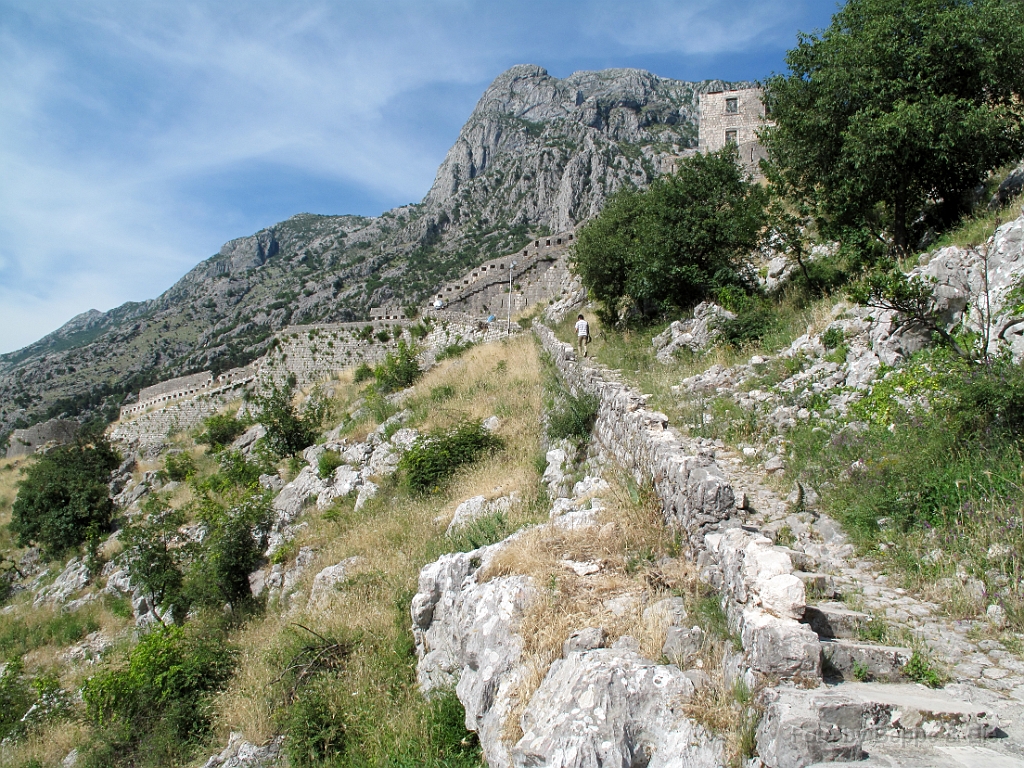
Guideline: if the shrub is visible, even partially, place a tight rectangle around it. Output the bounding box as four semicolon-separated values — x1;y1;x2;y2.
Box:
0;660;32;742
196;413;246;451
547;390;600;442
285;682;348;767
249;382;330;457
186;490;273;608
118;498;188;621
10;437;120;556
374;341;421;394
400;421;503;493
821;326;845;350
162;451;195;482
318;450;345;479
82;625;236;744
376;328;391;343
353;363;374;384
436;341;475;361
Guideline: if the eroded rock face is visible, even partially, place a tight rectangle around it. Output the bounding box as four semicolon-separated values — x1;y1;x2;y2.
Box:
412;543;534;768
512;648;722;768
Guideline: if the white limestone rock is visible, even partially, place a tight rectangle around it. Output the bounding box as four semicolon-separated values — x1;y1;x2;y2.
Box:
511;648;721;768
307;556;361;609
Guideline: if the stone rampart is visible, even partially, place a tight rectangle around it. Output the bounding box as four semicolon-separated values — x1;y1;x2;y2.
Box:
534;322;822;683
6;418;80;458
698;87;772;177
432;233;574;317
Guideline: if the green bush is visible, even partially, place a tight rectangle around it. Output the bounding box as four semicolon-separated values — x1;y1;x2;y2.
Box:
82;625;236;748
821;326;845;350
436;341;475;361
196;413;246;451
400;422;503;493
0;660;32;742
119;498;188;621
10;437;120;556
249;382;330;457
186;490;273;609
374;341;422;394
547;390;600;442
353;363;374;384
162;451;195;482
285;682;348;767
318;450;345;479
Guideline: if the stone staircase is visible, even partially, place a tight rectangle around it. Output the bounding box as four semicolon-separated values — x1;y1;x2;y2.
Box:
714;446;1024;767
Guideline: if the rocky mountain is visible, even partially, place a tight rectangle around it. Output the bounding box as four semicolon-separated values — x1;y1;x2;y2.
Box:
0;65;737;441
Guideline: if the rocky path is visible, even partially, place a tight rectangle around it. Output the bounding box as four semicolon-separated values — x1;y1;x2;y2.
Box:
700;435;1024;766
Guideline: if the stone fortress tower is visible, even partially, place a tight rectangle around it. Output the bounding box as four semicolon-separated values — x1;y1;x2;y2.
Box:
698;87;773;177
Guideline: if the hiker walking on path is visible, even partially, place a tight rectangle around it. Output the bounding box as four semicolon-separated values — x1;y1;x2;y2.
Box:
575;314;590;358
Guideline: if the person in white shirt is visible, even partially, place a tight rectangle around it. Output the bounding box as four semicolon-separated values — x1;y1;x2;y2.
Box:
575;314;590;357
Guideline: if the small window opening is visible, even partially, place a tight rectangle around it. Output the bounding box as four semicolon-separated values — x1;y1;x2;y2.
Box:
725;97;738;114
725;130;738;144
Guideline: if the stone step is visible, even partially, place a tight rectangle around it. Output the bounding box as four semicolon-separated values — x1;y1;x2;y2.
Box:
821;638;912;682
758;682;1002;768
807;746;1024;768
794;571;838;600
802;601;874;639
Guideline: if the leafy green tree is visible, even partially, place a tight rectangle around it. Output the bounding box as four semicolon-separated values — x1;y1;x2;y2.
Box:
186;489;272;608
572;148;767;322
196;413;247;451
248;382;330;457
119;497;189;622
762;0;1024;254
10;437;120;556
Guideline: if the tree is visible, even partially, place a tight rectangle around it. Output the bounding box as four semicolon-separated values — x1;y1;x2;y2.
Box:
572;147;767;323
762;0;1024;255
119;497;189;623
248;381;330;457
10;437;120;556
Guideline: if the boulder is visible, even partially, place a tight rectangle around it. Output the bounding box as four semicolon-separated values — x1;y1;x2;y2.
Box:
201;732;284;768
741;608;821;681
511;648;721;768
34;558;90;606
307;556;361;608
563;627;606;656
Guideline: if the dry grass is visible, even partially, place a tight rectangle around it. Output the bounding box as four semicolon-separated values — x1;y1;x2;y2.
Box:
211;335;546;747
479;475;704;744
0;721;91;768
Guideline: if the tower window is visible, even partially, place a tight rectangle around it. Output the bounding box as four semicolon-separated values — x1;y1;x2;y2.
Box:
725;97;738;114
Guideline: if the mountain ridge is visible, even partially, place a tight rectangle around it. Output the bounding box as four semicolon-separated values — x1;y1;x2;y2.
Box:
0;64;741;441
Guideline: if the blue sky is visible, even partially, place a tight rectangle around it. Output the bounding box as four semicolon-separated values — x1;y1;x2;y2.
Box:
0;0;841;354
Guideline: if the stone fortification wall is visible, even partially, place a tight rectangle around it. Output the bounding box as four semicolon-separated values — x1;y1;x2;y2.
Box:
6;418;80;458
534;322;823;684
138;371;213;403
256;322;411;387
110;386;247;456
433;233;574;317
122;366;256;419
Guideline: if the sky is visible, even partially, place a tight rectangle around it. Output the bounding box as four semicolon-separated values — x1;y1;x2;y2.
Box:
0;0;842;355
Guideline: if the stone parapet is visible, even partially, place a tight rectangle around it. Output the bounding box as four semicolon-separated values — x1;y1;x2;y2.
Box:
534;322;821;683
